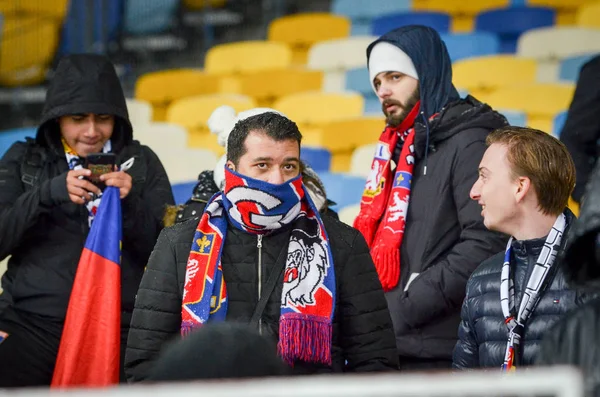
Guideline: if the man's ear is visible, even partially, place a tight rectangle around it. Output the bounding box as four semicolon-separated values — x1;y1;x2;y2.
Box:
225;160;235;171
515;176;531;204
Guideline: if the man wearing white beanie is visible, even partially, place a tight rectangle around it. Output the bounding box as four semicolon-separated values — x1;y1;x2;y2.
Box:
353;25;509;370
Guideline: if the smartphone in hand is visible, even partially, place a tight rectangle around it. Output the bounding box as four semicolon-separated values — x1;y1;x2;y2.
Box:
84;153;116;191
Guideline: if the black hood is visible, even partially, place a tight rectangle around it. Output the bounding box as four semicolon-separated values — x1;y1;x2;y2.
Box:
36;54;133;151
367;25;460;121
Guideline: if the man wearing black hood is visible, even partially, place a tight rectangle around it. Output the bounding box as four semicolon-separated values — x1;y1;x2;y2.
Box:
353;25;508;369
0;54;174;386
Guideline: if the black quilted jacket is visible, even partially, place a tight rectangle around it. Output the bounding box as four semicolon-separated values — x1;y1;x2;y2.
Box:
124;213;398;381
452;210;586;369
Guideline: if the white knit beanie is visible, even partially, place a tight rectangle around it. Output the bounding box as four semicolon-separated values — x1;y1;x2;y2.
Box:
368;41;418;92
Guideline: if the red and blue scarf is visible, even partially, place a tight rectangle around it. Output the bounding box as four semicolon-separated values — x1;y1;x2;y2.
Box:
182;167;335;366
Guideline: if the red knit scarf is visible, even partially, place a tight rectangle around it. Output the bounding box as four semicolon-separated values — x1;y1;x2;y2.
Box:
353;102;420;291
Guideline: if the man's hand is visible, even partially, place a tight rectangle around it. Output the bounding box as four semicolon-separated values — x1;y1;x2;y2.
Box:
66;169;102;205
100;170;133;199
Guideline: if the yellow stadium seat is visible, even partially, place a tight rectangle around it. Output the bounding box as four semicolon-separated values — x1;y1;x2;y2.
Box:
204;41;293;75
478;83;575;132
0;0;69;19
184;0;227;9
529;0;596;25
568;196;580;217
134;69;221;121
273;91;364;126
268;13;351;65
0;16;61;86
304;117;383;153
577;2;600;28
452;55;538;98
166;94;257;152
412;0;510;32
229;68;323;107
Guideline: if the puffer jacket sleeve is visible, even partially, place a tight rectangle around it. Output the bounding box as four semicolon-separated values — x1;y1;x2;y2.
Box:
393;138;507;332
121;145;175;265
124;226;182;382
0;142;71;260
339;229;399;371
452;283;480;369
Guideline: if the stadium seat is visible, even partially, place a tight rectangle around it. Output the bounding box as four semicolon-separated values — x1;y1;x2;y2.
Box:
553;110;568;138
0;127;37;158
452;55;538;98
301;146;332;172
126;98;153;130
349;143;377;177
184;0;227;9
577;1;600;28
122;0;180;35
344;67;381;114
338;203;361;226
161;148;218;184
440;32;501;62
331;0;411;35
134;69;221;121
166;93;256;154
204;41;293;74
372;12;451;37
517;27;600;82
134;122;188;161
528;0;595;25
172;181;198;205
227;68;323;107
478;83;575;132
307;36;376;92
412;0;510;32
268;13;350;64
474;6;555;53
501;110;527;127
0;0;70;19
273;92;364;126
559;54;597;82
318;172;366;210
0;16;61;86
304;117;383;154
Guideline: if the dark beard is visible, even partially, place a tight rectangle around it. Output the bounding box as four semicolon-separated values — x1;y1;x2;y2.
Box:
384;87;420;127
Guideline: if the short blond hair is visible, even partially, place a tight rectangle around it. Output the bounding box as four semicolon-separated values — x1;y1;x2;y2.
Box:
486;126;575;216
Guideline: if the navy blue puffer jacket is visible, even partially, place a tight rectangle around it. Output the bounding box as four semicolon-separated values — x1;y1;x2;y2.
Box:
452;209;585;369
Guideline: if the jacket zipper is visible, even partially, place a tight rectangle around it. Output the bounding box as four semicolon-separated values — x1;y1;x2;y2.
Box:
257;234;263;335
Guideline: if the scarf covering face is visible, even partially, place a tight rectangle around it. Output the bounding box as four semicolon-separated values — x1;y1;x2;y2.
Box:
182;167;336;366
353;102;420;291
500;213;566;372
61;137;111;226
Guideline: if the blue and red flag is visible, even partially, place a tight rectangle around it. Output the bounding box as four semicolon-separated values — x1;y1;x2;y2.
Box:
51;186;122;387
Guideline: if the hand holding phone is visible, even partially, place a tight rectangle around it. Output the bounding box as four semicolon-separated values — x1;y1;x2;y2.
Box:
84;153;116;191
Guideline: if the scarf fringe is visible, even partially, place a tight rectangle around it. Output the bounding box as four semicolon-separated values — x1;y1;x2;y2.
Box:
278;313;332;366
353;215;377;247
180;321;196;337
371;243;400;291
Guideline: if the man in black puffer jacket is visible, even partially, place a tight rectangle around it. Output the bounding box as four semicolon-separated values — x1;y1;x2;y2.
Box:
125;112;398;381
453;126;585;370
0;54;174;386
353;25;508;369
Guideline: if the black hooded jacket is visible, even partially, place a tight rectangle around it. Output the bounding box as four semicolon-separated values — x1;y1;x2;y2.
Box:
366;26;509;360
0;54;174;326
536;161;600;396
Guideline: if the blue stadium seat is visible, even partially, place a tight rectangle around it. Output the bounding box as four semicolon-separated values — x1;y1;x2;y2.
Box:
171;181;197;205
346;67;381;115
440;32;501;62
372;12;451;37
301;146;332;172
474;6;555;53
501;110;527;127
318;172;366;210
59;0;123;55
123;0;180;35
0;127;37;158
559;54;597;82
332;0;411;36
553;111;568;138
